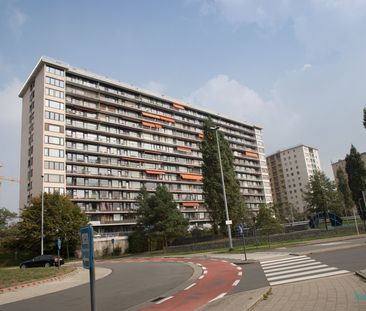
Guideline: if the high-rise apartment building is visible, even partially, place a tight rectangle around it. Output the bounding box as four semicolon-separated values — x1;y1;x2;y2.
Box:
19;57;272;233
266;145;321;215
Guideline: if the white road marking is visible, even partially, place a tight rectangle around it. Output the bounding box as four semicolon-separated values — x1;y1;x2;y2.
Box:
261;255;307;264
268;267;338;281
263;261;322;273
262;259;316;269
209;293;227;303
237;267;242;271
199;275;205;280
261;257;311;267
270;270;349;286
155;296;174;304
266;264;328;277
238;271;242;276
231;263;236;267
184;283;196;290
232;279;240;286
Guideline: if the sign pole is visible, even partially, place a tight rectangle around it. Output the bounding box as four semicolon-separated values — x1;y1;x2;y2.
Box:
238;223;247;261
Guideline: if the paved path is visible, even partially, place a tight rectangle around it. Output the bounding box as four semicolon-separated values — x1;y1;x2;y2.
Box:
253;274;366;311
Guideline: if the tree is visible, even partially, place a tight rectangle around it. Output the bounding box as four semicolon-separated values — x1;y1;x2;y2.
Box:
14;193;88;257
201;117;248;234
303;171;342;229
363;108;366;129
336;168;354;216
255;205;283;247
136;185;189;249
345;145;366;219
0;207;17;231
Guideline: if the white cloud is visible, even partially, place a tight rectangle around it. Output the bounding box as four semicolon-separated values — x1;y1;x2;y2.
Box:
186;74;300;147
0;79;22;126
144;81;167;95
6;7;27;38
301;64;312;71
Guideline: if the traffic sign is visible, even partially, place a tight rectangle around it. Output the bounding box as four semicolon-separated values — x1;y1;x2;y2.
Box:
57;238;62;250
225;220;232;225
80;226;93;270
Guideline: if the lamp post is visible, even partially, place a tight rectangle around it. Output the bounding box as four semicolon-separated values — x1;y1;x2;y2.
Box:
41;175;44;255
210;126;233;249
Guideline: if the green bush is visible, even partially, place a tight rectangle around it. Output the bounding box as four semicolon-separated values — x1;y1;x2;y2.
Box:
128;231;148;253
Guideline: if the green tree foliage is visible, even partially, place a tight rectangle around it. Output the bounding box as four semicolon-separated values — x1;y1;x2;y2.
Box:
363;108;366;129
0;207;17;232
345;145;366;219
13;193;88;256
336;168;354;216
136;185;189;249
255;205;283;246
201;117;248;234
303;171;342;229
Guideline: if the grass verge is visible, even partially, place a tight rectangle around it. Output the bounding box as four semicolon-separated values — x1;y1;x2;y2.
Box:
0;266;75;289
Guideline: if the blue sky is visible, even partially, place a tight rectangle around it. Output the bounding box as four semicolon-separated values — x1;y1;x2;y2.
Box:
1;0;366;213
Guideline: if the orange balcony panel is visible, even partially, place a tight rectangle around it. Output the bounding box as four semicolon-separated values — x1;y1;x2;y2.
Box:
182;202;199;207
160;115;175;123
142;121;162;128
176;146;192;152
173;103;185;110
197;133;204;139
142;111;160;119
145;170;165;175
122;156;142;162
180;173;203;181
244;151;258;158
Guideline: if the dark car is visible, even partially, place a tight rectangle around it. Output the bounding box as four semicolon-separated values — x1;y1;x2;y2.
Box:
19;255;64;268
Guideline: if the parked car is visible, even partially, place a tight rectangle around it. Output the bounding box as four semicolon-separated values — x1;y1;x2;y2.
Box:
19;255;64;268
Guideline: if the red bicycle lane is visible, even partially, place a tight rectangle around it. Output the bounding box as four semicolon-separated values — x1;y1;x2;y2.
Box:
138;257;241;311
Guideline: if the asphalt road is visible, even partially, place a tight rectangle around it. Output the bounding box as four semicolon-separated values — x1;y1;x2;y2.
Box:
0;262;193;311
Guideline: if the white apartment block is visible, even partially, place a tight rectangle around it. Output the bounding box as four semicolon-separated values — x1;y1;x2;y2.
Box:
19;57;272;234
266;145;321;214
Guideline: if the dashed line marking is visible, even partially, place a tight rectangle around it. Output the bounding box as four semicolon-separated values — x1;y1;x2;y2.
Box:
184;283;196;290
221;260;228;263
232;279;240;286
238;271;242;276
155;296;174;304
230;263;236;267
203;270;208;274
199;275;205;280
237;267;242;271
209;292;227;303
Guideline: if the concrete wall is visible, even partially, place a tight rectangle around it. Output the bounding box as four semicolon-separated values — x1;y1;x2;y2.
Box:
93;236;129;257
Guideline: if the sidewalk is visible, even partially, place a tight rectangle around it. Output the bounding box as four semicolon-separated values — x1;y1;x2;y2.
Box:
253;273;366;311
0;266;112;305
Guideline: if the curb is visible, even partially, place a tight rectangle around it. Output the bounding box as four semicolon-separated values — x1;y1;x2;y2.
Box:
289;243;366;257
0;267;79;294
355;270;366;280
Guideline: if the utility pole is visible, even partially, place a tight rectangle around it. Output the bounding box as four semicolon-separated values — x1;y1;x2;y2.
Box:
41;175;44;255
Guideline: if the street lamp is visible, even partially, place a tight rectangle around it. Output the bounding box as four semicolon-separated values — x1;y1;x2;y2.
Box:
210;126;233;249
41;174;44;255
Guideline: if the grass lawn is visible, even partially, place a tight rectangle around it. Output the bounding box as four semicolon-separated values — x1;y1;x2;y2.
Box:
0;266;75;289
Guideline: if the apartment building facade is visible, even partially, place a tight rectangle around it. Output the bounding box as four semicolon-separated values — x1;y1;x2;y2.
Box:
19;57;272;233
266;145;321;216
331;152;366;183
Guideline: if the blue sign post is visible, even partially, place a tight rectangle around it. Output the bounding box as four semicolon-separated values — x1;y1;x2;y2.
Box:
238;223;247;261
56;238;62;269
80;225;96;311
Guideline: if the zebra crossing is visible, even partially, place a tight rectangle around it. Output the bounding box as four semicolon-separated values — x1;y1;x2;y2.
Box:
260;255;349;286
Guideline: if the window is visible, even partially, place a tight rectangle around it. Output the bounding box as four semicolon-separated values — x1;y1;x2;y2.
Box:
45;123;64;133
44;148;64;158
46;76;64;88
44;135;64;145
46;65;64;77
46;99;64;110
44;161;64;170
44;174;64;183
46;87;64;99
45;110;64;121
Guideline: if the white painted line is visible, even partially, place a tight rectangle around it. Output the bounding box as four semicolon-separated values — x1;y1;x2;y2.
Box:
261;255;307;264
202;266;207;270
262;259;315;269
238;271;242;276
209;293;227;303
184;283;196;290
231;263;236;267
232;279;240;286
268;267;338;281
221;260;228;263
199;275;205;280
197;263;202;267
156;296;174;304
261;257;310;267
270;270;349;286
237;266;242;271
266;264;328;277
204;270;208;274
263;261;322;273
